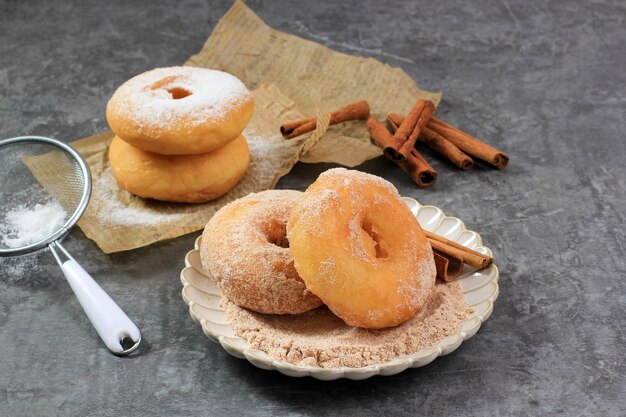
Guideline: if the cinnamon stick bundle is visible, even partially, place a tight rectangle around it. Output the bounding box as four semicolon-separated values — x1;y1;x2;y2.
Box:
366;117;437;188
383;100;435;161
433;251;464;282
387;113;474;171
280;100;371;139
425;230;492;269
428;117;509;169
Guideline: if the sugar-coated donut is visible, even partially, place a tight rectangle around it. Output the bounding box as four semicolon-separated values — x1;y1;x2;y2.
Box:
201;190;323;315
106;66;254;155
108;134;249;203
287;168;436;329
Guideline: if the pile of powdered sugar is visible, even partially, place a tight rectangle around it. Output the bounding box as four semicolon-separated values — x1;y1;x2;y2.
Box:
0;201;67;248
224;281;473;368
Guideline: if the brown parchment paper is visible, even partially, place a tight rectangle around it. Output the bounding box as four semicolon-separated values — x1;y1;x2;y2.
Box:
187;0;441;166
65;0;441;253
66;84;323;253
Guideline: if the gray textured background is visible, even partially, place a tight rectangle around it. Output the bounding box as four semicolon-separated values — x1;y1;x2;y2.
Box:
1;0;625;416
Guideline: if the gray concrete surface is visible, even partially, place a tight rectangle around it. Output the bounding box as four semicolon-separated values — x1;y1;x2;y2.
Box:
1;0;625;415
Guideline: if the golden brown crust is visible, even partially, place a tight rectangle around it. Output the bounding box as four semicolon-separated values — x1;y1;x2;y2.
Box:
200;190;323;315
108;134;249;203
106;66;254;155
287;168;436;329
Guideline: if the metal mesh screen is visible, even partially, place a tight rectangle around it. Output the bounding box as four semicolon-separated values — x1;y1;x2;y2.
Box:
0;139;88;253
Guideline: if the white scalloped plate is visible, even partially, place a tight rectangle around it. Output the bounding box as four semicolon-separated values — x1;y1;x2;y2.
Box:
180;197;499;380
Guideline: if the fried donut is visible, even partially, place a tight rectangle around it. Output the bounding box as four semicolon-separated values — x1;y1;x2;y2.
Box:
108;134;249;203
106;66;254;155
201;190;323;314
287;168;436;329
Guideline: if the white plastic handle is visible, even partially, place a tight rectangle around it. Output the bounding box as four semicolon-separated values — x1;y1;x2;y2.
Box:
61;259;141;354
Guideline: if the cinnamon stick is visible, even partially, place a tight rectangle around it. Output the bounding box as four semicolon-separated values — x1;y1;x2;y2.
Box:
428;117;509;169
387;113;474;171
366;117;437;188
280;117;315;137
281;100;371;139
385;113;403;132
383;100;435;161
433;251;464;282
425;230;492;269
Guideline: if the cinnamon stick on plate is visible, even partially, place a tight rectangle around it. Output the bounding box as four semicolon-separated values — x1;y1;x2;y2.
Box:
281;100;371;139
432;251;464;282
387;113;474;171
383;100;435;161
428;117;509;169
425;230;492;269
366;117;437;188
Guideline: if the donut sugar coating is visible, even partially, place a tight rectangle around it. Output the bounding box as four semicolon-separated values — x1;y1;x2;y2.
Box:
287;168;436;329
106;66;254;155
108;134;249;203
201;190;323;315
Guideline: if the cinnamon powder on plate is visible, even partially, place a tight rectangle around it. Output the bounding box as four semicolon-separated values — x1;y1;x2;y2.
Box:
224;281;473;368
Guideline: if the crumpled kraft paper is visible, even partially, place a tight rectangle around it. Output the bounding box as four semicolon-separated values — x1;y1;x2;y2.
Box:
64;0;440;253
67;84;323;253
187;0;441;166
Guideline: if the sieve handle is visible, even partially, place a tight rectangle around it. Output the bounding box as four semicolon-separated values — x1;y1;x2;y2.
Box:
61;259;141;355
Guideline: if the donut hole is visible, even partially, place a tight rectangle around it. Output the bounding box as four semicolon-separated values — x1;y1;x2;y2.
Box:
262;220;289;248
166;87;192;100
361;217;388;258
149;76;193;99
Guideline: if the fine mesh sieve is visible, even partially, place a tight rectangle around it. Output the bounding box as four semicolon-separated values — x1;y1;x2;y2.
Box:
0;136;141;355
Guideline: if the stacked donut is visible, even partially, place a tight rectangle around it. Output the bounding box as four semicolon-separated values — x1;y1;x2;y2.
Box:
106;66;254;203
201;168;437;329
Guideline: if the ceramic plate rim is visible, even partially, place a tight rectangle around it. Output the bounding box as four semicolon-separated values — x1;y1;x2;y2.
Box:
180;196;500;380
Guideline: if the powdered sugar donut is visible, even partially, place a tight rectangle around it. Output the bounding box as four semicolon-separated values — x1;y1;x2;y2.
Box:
201;190;323;315
287;168;436;329
106;66;254;155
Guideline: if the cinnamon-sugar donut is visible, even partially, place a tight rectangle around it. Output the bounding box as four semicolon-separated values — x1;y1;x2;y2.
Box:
106;66;254;155
287;168;436;329
108;134;249;203
201;190;323;315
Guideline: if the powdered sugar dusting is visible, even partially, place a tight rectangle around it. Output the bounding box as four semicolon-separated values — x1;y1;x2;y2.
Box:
90;166;187;226
286;188;341;240
318;258;336;285
348;217;370;260
404;240;437;308
319;167;402;200
0;201;67;248
225;281;473;368
0;255;38;281
109;66;252;131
